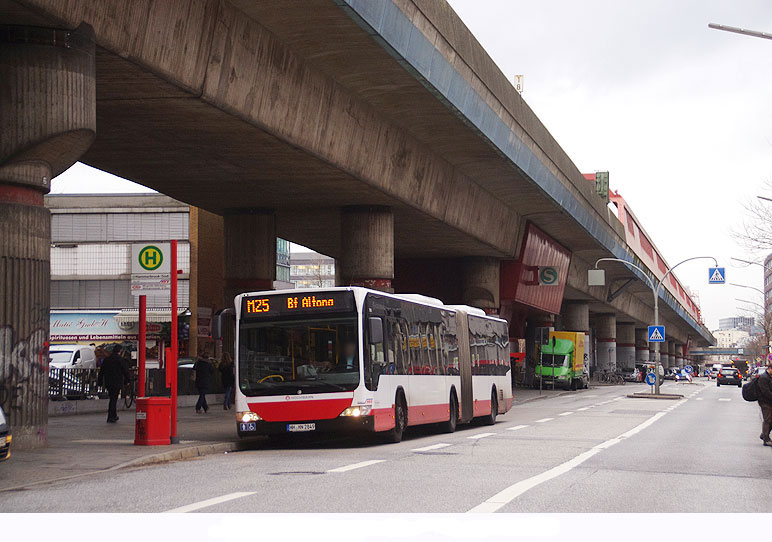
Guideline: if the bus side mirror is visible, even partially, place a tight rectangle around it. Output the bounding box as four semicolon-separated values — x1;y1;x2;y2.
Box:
368;317;383;344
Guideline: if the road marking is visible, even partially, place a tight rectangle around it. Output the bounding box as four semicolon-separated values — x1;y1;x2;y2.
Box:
327;460;385;473
576;407;590;411
696;398;703;401
558;411;574;417
506;425;529;432
468;432;496;440
165;492;256;513
412;443;452;452
535;417;554;423
584;395;598;398
718;398;731;402
468;410;669;513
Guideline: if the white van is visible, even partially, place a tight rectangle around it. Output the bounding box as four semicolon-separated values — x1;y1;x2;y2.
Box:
49;345;97;369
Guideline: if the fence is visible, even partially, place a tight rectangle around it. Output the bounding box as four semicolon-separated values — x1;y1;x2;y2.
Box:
48;367;225;401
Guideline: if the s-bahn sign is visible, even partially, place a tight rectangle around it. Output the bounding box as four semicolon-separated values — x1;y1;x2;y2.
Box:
131;243;171;296
538;266;560;286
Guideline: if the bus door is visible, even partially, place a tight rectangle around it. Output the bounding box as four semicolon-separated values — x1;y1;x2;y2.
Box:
455;311;474;423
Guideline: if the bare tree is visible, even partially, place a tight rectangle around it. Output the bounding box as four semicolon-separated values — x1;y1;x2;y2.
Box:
733;177;772;252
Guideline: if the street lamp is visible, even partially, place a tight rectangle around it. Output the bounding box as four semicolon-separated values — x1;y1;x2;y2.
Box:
589;255;719;395
730;257;765;268
708;23;772;41
757;196;772;203
729;283;764;296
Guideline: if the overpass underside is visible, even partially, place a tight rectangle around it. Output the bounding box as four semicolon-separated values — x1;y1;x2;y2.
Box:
1;0;712;446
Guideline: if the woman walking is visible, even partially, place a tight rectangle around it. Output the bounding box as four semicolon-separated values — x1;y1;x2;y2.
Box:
194;348;213;414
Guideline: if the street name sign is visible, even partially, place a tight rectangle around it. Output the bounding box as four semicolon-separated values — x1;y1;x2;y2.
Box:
131;243;171;296
708;267;725;284
648;325;665;343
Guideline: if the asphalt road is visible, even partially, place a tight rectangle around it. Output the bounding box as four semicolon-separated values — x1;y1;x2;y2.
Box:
2;381;769;513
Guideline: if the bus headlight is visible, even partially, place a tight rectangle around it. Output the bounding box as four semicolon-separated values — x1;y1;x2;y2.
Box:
339;405;372;417
238;411;262;423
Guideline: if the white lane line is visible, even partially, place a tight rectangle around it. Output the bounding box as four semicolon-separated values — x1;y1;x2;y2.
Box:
165;492;256;513
558;411;574;417
718;398;731;402
506;425;529;432
576;407;590;412
468;432;496;440
327;460;385;473
696;398;703;401
535;417;554;423
584;395;598;398
412;443;452;452
468;409;672;513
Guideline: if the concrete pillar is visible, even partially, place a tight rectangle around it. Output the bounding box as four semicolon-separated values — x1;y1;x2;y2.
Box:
674;344;684;369
616;323;636;371
635;328;650;363
339;206;393;291
668;341;676;369
0;24;96;448
462;257;500;313
223;209;276;305
563;302;592;371
595;314;617;372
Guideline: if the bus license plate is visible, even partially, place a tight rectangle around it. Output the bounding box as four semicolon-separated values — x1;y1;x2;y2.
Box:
287;423;315;432
240;422;256;432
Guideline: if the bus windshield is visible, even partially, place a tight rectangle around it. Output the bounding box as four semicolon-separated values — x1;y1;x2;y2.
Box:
238;316;359;396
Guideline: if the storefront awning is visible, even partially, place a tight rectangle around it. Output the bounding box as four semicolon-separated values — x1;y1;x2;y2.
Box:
114;307;189;325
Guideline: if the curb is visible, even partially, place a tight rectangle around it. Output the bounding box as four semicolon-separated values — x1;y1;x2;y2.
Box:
114;440;248;470
627;393;684;400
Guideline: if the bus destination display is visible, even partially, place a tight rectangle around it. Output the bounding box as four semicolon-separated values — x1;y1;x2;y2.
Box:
242;291;355;318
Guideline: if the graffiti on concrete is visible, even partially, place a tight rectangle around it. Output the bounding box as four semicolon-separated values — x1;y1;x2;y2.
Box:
0;327;48;428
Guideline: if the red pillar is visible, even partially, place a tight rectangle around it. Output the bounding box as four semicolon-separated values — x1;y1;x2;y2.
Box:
138;295;146;398
170;240;179;443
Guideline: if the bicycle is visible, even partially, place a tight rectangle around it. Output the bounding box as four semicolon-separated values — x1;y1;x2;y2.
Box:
123;367;138;408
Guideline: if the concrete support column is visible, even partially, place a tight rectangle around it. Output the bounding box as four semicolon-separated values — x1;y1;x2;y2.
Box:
0;24;96;449
635;328;650;363
660;341;671;369
462;257;500;313
668;341;676;369
223;209;276;305
563;302;592;370
339;206;393;291
616;323;636;371
595;314;617;372
674;344;684;369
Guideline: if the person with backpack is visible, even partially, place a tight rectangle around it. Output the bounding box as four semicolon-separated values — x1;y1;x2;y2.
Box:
757;363;772;446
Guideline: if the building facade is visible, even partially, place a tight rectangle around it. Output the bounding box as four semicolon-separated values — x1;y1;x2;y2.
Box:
290;253;336;289
47;193;290;357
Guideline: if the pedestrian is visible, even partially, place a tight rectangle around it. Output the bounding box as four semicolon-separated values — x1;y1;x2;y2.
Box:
219;352;235;410
97;344;130;423
757;362;772;446
194;348;213;414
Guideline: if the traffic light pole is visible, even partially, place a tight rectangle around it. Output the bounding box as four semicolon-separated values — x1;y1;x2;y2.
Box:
593;256;718;395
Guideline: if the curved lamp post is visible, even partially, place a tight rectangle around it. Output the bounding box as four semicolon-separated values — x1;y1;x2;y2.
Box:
590;256;718;395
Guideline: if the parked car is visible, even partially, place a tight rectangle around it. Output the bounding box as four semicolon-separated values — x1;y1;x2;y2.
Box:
716;367;742;387
0;405;11;462
663;368;678;381
49;344;97;369
623;368;641;382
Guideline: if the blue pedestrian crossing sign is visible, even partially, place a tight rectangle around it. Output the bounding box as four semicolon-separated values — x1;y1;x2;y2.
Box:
648;325;665;343
708;267;725;284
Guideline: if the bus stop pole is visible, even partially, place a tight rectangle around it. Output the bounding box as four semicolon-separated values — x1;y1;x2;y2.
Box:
170;240;179;444
138;294;146;398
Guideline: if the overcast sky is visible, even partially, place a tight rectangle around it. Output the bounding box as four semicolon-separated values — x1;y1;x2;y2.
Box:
51;0;772;331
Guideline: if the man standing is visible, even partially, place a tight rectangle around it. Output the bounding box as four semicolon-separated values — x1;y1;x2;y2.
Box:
757;362;772;446
194;348;213;414
97;345;130;423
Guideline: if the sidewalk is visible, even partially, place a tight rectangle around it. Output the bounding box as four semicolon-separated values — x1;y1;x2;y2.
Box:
1;400;243;492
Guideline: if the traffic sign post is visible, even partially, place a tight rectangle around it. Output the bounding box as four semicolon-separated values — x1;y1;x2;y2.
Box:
131;243;171;296
645;371;657;393
648;325;665;343
685;365;693;374
708;267;726;284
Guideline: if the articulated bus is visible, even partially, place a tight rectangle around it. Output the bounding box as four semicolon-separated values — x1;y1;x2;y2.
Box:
234;287;513;442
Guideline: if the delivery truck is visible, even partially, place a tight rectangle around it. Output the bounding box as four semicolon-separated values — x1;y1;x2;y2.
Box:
535;331;589;391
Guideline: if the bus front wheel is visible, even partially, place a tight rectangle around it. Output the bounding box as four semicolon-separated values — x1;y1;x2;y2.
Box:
385;393;407;443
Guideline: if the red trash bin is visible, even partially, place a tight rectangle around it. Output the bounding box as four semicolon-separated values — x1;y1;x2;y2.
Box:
135;397;171;445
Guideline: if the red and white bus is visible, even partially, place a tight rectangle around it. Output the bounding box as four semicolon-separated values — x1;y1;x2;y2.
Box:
234;287;512;442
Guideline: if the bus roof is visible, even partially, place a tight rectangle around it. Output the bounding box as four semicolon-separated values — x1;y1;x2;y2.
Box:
235;286;504;322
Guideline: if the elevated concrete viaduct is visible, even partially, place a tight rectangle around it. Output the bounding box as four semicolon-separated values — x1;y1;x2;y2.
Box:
1;0;713;445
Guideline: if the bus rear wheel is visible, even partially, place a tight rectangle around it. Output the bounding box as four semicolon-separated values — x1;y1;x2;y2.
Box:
483;388;498;425
440;391;458;433
385;393;407;443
